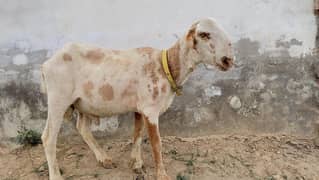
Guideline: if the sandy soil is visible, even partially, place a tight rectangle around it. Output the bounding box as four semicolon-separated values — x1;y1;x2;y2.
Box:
1;134;319;180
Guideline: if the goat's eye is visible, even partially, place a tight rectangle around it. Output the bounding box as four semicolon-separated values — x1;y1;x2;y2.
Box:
198;32;211;40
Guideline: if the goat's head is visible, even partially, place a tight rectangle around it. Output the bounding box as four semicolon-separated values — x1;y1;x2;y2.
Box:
184;18;234;71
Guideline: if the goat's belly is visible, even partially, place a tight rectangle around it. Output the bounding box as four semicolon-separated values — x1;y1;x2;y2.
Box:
73;99;136;117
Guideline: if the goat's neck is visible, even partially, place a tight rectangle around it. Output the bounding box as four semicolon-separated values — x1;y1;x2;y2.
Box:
167;39;199;86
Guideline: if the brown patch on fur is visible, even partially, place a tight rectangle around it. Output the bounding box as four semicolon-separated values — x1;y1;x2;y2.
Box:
133;112;144;143
121;82;133;97
143;62;155;73
137;47;153;58
150;71;159;84
161;84;167;93
167;42;181;82
84;49;105;64
83;81;94;98
143;62;159;84
121;80;138;107
145;117;162;167
98;83;114;101
63;53;72;61
153;86;159;100
157;67;166;78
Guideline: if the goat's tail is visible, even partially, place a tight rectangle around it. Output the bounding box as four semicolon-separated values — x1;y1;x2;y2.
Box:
40;65;47;94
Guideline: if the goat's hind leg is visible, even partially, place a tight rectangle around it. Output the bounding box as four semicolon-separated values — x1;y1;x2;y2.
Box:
42;97;71;180
76;113;116;169
130;112;145;174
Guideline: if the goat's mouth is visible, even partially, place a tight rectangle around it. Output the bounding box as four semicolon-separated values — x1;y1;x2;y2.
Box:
216;63;229;71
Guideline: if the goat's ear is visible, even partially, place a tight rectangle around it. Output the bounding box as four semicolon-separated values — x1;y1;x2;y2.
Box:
186;22;199;50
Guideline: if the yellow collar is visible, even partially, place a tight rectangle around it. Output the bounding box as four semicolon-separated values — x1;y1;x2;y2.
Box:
161;50;182;96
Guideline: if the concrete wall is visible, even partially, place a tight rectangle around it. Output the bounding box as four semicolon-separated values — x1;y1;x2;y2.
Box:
0;0;318;140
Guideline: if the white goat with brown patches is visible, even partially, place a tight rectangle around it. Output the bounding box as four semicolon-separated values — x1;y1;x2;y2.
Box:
41;18;234;180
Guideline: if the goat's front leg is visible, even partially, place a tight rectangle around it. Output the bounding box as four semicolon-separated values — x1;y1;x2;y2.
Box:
144;114;171;180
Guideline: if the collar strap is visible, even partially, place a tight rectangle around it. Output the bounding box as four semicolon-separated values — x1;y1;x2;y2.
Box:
161;50;182;96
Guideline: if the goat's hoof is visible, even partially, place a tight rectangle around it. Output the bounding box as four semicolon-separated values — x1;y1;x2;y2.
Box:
50;176;64;180
134;174;145;180
129;159;145;174
133;165;146;174
99;159;117;169
157;173;171;180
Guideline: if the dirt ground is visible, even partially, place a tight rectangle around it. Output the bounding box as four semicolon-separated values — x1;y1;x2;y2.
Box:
1;134;319;180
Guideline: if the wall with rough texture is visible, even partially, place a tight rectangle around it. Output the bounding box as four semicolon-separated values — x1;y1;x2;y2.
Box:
0;0;318;140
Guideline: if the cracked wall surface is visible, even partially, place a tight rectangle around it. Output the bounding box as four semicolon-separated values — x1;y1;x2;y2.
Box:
0;0;318;140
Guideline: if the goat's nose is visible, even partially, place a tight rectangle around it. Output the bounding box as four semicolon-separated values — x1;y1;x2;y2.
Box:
221;56;233;69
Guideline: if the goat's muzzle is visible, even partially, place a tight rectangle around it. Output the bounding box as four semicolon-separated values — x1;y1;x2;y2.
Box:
217;56;233;71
